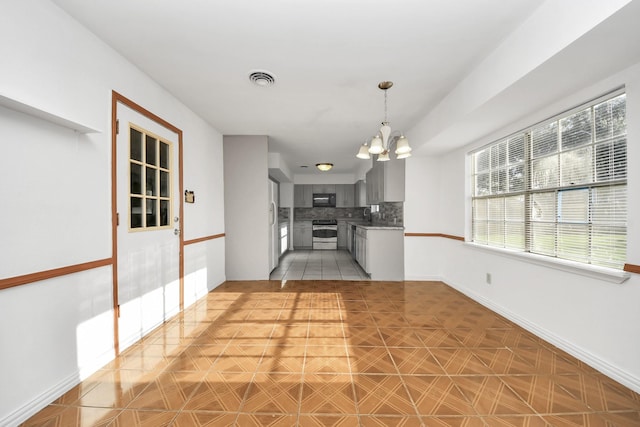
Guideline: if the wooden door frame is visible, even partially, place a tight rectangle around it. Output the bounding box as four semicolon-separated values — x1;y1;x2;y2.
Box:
111;91;184;354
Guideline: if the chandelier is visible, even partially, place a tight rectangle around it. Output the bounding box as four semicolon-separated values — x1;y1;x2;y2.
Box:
356;81;412;161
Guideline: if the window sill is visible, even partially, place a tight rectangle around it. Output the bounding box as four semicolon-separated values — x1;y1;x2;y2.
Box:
464;242;630;284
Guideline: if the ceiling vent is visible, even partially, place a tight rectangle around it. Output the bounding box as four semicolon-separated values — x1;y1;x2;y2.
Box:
249;70;276;87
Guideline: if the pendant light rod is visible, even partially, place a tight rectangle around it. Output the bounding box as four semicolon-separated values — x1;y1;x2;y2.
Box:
379;81;392;124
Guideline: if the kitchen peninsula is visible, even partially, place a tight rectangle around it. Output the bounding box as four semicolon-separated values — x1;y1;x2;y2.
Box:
348;221;404;281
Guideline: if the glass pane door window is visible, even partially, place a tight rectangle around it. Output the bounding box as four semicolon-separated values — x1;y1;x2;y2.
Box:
129;126;172;230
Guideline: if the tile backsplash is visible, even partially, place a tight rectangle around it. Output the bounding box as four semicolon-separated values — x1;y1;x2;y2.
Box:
294;207;367;221
371;202;404;226
294;203;403;225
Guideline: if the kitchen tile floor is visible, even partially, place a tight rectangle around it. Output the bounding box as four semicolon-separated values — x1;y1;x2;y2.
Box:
22;281;640;426
270;250;369;281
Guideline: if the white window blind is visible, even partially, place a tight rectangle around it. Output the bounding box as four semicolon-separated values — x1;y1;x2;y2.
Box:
471;92;627;269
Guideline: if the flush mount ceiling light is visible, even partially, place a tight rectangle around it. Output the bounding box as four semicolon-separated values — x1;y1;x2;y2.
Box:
315;163;333;172
356;81;412;161
248;70;276;87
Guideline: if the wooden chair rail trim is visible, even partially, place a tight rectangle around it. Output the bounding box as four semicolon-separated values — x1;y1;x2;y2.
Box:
184;233;226;246
404;232;465;242
0;258;113;291
624;263;640;274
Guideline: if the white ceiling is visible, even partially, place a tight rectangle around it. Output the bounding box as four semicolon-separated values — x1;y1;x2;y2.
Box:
49;0;638;177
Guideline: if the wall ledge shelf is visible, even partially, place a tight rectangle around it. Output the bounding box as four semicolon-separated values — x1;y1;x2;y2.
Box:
0;93;100;134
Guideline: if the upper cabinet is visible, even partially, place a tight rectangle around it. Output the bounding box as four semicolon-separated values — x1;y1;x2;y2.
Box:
312;184;336;193
335;184;355;207
294;183;358;207
293;184;313;207
354;180;367;207
366;157;405;204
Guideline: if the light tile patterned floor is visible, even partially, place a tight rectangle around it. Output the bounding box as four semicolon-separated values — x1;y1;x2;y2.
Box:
22;281;640;426
270;250;369;281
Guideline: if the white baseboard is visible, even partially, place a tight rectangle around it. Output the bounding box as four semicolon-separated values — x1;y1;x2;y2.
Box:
2;371;78;427
2;279;230;427
2;347;116;427
77;348;117;383
444;278;640;394
208;278;225;292
404;275;444;281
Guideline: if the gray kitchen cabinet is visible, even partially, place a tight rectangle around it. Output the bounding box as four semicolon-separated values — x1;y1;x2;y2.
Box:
312;184;336;193
337;221;348;248
292;221;313;249
366;156;405;204
335;184;355;207
345;184;355;206
354;180;367;207
365;167;377;205
294;184;313;207
292;223;303;247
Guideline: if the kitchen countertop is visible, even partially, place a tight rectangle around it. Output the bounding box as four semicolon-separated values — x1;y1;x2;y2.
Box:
346;220;404;230
292;219;404;230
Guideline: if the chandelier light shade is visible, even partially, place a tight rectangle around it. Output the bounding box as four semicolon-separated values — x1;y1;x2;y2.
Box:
394;135;412;154
315;163;333;172
368;135;384;154
377;151;390;162
356;81;412;161
356;143;371;159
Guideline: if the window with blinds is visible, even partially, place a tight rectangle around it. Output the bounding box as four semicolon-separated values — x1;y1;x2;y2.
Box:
471;92;627;269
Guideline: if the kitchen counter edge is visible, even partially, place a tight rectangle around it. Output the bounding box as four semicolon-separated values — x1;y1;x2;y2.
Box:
346;221;404;230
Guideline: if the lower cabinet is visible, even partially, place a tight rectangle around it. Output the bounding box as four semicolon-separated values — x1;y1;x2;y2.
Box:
337;221;347;249
292;221;312;249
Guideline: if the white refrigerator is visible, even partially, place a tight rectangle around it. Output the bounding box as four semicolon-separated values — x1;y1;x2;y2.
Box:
268;179;279;272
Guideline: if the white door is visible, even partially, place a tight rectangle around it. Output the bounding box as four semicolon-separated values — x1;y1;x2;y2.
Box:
115;102;181;350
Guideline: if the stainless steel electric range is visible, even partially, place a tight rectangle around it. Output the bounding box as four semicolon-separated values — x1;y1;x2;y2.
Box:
312;219;337;250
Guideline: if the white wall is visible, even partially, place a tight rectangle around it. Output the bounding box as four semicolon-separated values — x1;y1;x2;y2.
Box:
268;152;293;183
223;135;270;280
184;238;226;306
182;121;226;302
404;156;443;280
0;1;226;424
404;62;640;392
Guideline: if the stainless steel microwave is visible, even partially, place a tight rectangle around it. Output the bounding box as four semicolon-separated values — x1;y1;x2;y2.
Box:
312;193;336;207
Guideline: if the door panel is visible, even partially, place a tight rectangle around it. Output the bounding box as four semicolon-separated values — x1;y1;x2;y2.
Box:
116;102;181;350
